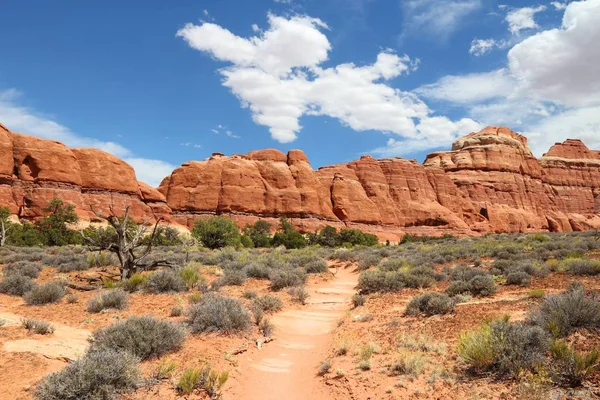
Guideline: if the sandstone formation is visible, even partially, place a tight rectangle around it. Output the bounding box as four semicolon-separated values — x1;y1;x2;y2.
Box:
0;123;170;223
2;121;600;241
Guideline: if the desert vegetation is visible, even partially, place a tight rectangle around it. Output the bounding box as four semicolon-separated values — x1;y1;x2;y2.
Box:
2;207;600;399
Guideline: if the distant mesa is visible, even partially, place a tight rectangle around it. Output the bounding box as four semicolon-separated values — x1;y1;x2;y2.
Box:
2;122;600;241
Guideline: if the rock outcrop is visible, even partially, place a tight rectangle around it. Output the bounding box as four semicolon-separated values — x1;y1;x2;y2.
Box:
0;123;170;222
2;121;600;241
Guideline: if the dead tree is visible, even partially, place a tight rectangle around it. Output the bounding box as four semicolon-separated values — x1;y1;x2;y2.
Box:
0;219;6;247
81;206;174;280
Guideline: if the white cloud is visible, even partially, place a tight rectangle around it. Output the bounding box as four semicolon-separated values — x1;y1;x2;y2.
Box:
415;69;516;104
177;13;330;77
415;1;600;156
551;2;568;10
508;0;600;107
505;5;547;35
124;158;176;187
0;89;174;187
401;0;482;39
469;38;509;56
178;13;476;149
372;117;483;157
525;106;600;155
212;125;241;139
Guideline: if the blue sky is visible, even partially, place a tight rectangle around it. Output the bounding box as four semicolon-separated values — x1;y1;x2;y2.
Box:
1;0;599;186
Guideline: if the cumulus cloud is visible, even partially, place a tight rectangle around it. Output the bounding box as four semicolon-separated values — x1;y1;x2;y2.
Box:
0;89;175;187
505;5;547;35
508;1;600;107
401;0;482;39
416;1;600;156
178;13;478;151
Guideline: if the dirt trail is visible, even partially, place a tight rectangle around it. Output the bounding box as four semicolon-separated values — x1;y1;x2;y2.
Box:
228;266;357;400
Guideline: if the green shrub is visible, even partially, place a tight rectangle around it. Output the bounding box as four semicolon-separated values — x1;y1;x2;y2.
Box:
457;323;497;371
191;216;241;249
253;295;283;313
24;282;65;305
305;259;328;273
188;293;250;334
244;220;272;248
528;287;600;337
177;368;201;395
22;318;55;335
87;289;129;313
120;272;147;292
405;292;454;316
550;340;599;387
0;274;36;296
90;316;186;360
144;269;186;293
178;264;201;289
269;269;306;291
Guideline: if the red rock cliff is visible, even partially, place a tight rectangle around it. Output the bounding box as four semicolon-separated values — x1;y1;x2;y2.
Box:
2;122;600;240
0;124;170;222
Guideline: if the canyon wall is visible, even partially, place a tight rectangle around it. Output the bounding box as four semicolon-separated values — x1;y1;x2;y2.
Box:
2;122;600;241
0;123;170;224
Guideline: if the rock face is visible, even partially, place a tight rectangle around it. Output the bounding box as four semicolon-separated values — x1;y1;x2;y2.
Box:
0;123;170;222
2;121;600;240
159;126;600;239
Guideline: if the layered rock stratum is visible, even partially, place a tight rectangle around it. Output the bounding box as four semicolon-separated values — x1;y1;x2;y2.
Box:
2;123;600;241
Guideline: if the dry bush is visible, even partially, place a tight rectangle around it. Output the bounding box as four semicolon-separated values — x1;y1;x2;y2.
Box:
24;282;65;305
0;274;36;296
143;269;186;293
35;348;140;400
22;318;55;335
87;289;129;313
188;293;250;334
405;292;454;316
90;316;186;360
253;295;283;313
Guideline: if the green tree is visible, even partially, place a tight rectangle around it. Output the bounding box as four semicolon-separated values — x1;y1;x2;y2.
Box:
36;198;80;246
339;229;378;247
141;226;182;246
244;220;272;248
6;222;46;247
317;225;340;247
191;217;241;249
271;217;306;249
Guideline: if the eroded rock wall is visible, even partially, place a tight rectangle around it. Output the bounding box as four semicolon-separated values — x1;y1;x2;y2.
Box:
2;121;600;240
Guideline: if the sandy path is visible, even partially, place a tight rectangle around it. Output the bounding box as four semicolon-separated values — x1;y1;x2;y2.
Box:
228;266;357;400
0;310;90;361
